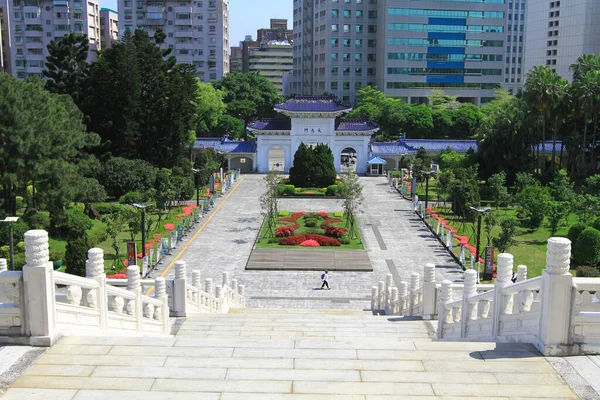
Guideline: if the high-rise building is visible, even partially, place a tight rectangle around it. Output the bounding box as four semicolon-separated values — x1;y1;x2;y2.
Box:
4;0;101;81
504;0;527;94
292;0;506;105
524;0;600;83
247;40;293;95
100;7;118;49
119;0;229;82
229;44;241;72
256;18;292;43
0;4;6;72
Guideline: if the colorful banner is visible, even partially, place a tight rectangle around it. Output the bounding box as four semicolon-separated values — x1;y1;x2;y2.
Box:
411;177;417;197
161;238;169;255
484;246;495;275
127;242;137;266
170;231;177;249
176;225;184;241
142;256;148;276
447;230;453;249
149;249;154;268
209;175;215;194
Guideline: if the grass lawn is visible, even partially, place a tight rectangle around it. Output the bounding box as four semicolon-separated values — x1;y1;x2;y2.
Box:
431;206;578;279
256;211;364;250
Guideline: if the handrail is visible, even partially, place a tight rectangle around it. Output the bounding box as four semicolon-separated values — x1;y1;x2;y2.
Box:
106;284;137;300
467;289;494;305
54;271;100;289
0;271;22;283
106;278;155;286
444;298;462;308
501;277;541;296
141;294;163;307
573;278;600;292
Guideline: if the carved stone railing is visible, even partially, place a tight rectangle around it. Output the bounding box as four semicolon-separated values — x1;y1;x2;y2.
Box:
369;237;600;356
184;270;245;314
0;258;24;337
571;278;600;353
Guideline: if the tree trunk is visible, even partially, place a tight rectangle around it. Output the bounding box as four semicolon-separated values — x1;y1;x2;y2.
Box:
559;141;565;169
592;114;598;172
581;117;588;170
551;119;558;169
542;116;547;173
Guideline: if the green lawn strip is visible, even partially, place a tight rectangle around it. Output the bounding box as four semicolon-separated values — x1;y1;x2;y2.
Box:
431;206;577;279
256;212;364;250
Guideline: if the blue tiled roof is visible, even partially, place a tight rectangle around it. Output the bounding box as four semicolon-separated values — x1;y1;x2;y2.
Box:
275;96;351;113
371;139;477;156
336;119;379;132
368;157;387;165
247;119;291;131
194;137;256;153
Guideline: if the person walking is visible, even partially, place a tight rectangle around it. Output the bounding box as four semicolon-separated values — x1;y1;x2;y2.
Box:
320;270;330;290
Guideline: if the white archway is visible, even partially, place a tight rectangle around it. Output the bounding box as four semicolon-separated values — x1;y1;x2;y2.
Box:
268;146;285;172
341;147;358;173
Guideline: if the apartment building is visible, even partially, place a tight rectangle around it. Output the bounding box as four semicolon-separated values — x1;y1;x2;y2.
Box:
292;0;506;105
119;0;229;82
504;0;527;94
0;3;6;72
524;0;600;83
256;18;292;43
3;0;101;81
247;40;293;95
229;43;241;72
99;7;117;49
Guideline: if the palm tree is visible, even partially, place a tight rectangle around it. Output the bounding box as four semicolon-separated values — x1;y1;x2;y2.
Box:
570;54;600;82
572;71;600;170
524;66;566;172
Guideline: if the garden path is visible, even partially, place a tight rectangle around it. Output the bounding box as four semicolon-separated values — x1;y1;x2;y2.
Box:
154;174;462;309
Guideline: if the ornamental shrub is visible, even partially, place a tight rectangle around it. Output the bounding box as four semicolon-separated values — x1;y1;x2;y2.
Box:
300;239;320;247
325;227;346;238
326;185;338;196
339;235;351;245
289;142;336;188
593;218;600;231
568;223;588;247
305;219;318;228
317;211;329;218
283;185;296;196
22;209;50;230
573;227;600;266
576;266;600;277
275;225;296;237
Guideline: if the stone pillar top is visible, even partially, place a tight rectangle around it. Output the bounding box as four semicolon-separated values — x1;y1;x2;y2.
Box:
546;237;571;275
127;266;140;291
424;264;435;283
463;269;477;296
496;253;513;284
175;261;186;280
155;277;166;297
517;265;528;282
86;248;105;279
24;229;49;267
411;273;420;290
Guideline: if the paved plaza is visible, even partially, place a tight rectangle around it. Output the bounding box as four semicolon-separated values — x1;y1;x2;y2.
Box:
0;309;582;399
156;174;462;309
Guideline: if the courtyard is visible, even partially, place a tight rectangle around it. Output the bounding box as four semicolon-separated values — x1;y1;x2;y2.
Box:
155;174;461;310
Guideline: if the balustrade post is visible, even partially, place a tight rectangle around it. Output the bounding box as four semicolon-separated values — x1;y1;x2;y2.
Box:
231;279;238;294
377;281;385;312
222;272;230;289
492;253;513;339
422;264;437;319
205;278;214;296
410;272;420;317
536;237;575;356
126;265;143;334
461;269;478;338
215;286;224;313
0;258;7;303
437;280;453;339
238;284;245;307
22;230;57;346
86;248;108;334
517;265;528;282
384;274;393;314
371;286;379;311
172;261;187;317
390;287;399;314
155;277;170;335
399;281;408;316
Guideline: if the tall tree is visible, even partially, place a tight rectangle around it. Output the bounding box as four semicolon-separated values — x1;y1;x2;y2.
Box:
43;32;90;104
194;80;226;135
524;65;567;173
213;72;281;133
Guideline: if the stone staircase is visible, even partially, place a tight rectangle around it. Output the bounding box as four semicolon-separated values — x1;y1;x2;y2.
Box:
2;308;579;399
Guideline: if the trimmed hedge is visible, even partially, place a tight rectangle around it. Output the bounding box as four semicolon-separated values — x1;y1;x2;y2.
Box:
568;223;588;247
573;227;600;267
279;234;341;246
326;185;338;196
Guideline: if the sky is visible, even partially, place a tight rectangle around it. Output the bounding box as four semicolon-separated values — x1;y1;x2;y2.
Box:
99;0;294;47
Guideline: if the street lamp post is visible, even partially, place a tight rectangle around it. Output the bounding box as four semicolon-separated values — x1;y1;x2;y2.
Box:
192;168;200;208
424;170;436;211
469;206;491;282
132;203;147;261
1;217;19;270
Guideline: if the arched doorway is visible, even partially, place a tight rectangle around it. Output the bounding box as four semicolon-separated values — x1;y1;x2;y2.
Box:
341;147;357;173
268;146;285;172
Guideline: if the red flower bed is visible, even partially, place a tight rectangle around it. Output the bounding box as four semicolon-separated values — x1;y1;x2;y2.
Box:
164;223;175;231
279;234;341;246
275;211;305;237
325;227;346;238
177;204;198;218
275;225;296;237
321;217;343;229
107;273;127;279
317;211;329;218
300;239;320;247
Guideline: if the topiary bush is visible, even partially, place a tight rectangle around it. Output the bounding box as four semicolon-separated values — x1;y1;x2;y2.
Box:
326;185;338;196
573;227;600;267
283;185;296;196
22;209;50;230
568;223;588;247
305;219;317;228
